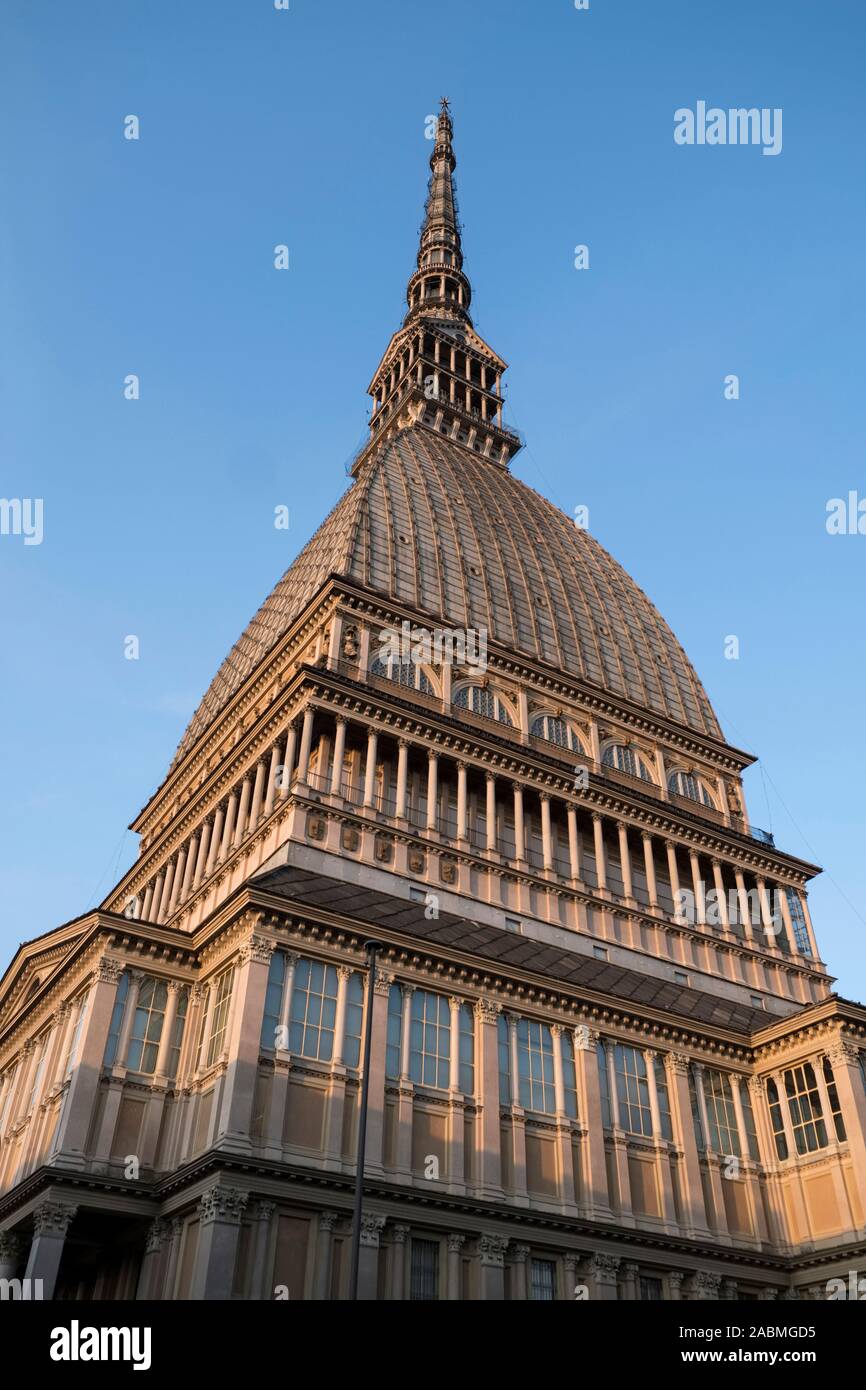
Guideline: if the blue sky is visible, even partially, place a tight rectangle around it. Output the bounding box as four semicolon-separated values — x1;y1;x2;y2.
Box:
2;0;865;998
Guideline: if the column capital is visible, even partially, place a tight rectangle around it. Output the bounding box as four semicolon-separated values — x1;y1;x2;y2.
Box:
476;1234;508;1267
319;1210;340;1234
166;979;185;996
334;714;348;727
96;957;125;985
359;1213;387;1248
197;1187;249;1227
145;1218;171;1254
32;1201;78;1238
237;934;275;968
373;969;395;997
448;995;464;1011
447;1232;466;1254
390;1222;411;1245
337;965;353;982
666;1051;691;1077
0;1232;22;1261
485;769;495;783
474;997;501;1025
511;1243;531;1263
591;811;603;824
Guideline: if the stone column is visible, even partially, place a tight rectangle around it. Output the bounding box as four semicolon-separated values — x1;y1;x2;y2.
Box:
278;723;298;799
574;1028;610;1218
665;1052;710;1238
178;835;198;904
156;859;176;922
364;970;394;1175
166;848;187;916
116;969;144;1069
446;1232;465;1300
218;792;238;862
363;730;379;808
191;820;212;891
618;823;634;901
357;1213;386;1300
205;805;224;877
23;1201;78;1299
642;832;658;908
330;718;347;795
666;841;682;918
232;776;253;849
510;1243;530;1300
592;813;607;892
312;1210;339;1300
52;960;126;1167
262;742;281;819
456;762;468;842
540;794;554;872
295;707;315;787
190;1187;249;1300
581;1252;619;1301
645;1048;677;1226
476;1234;508;1301
216;933;274;1152
136;1218;170;1299
0;1232;22;1283
248;759;267;833
154;981;183;1081
475;998;503;1197
756;877;776;948
427;753;439;832
711;859;729;930
386;1222;409;1300
396;739;410;821
734;869;755;941
141;882;155;919
485;773;497;852
513;783;525;863
567;806;581;883
689;851;705;926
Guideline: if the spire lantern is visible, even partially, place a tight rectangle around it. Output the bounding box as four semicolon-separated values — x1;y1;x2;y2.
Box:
362;102;522;472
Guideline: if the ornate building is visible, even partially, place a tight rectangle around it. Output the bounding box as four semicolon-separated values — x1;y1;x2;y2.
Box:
1;103;865;1302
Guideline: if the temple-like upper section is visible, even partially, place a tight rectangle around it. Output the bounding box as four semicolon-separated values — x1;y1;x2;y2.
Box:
364;101;522;468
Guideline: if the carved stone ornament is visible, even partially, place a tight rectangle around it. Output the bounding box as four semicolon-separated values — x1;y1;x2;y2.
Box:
96;958;125;985
197;1188;249;1226
477;1234;508;1267
408;849;426;873
341;625;360;660
32;1202;78;1238
306;814;326;842
238;934;275;968
341;825;361;852
474;997;501;1025
374;835;394;864
440;859;457;884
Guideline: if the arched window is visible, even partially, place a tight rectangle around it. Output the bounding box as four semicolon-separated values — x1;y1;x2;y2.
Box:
453;683;513;726
530;714;584;754
602;743;654;783
668;769;716;809
369;653;434;695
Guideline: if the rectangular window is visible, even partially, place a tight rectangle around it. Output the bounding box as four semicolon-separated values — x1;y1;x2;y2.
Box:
103;972;130;1067
517;1018;556;1114
822;1058;846;1143
702;1067;741;1156
342;972;365;1069
409;886;426;903
562;1030;579;1120
740;1080;761;1161
639;1275;664;1301
410;990;451;1089
504;916;522;933
64;992;90;1081
410;1239;439;1300
598;1041;611;1129
614;1043;652;1137
458;1003;475;1096
785;889;812;956
784;1063;827;1154
289;959;337;1062
593;946;608;960
260;951;286;1050
530;1259;556;1301
206;967;235;1067
127;977;168;1075
655;1056;673;1140
386;983;403;1080
498;1012;511;1105
167;988;188;1081
766;1078;788;1160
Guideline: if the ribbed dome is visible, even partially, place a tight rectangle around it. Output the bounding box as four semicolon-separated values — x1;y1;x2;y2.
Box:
172;427;721;768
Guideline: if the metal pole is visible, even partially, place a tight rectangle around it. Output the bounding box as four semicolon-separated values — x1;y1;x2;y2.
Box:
348;940;384;1300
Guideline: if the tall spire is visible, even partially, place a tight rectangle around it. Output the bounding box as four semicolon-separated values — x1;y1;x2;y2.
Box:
404;98;472;329
360;102;522;472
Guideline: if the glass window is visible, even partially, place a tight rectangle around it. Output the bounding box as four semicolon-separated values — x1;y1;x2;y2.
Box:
206;967;235;1068
260;951;286;1051
668;770;715;809
785;889;812;956
167;989;188;1081
517;1019;556;1114
458;1003;475;1096
453;684;513;726
784;1063;827;1155
530;714;583;753
766;1077;788;1160
386;984;403;1079
530;1259;556;1301
498;1013;511;1105
602;743;654;782
410;990;451;1089
562;1030;579;1120
410;1239;439;1300
127;977;168;1075
614;1044;652;1137
103;972;130;1066
639;1275;664;1301
655;1056;673;1140
740;1081;761;1161
343;972;365;1069
822;1057;846;1142
370;653;433;694
702;1068;741;1156
598;1041;612;1129
290;959;337;1062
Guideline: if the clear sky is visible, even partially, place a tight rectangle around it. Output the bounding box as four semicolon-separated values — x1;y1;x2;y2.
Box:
2;1;864;998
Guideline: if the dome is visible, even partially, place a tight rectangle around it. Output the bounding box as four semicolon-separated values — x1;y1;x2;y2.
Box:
172;425;721;769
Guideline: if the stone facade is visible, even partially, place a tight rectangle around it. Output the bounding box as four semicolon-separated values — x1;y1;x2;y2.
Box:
0;103;864;1301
